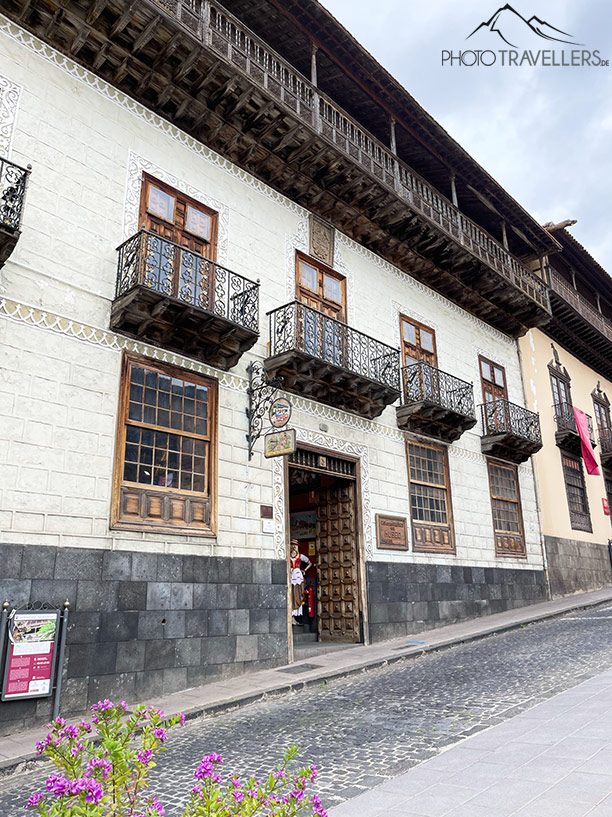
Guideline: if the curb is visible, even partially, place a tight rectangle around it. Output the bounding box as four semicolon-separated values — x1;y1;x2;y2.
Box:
1;591;611;780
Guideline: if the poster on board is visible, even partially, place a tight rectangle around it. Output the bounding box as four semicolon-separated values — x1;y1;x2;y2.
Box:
1;610;60;701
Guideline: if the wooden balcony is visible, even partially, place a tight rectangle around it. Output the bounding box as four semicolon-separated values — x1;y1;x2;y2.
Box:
599;428;612;468
396;362;476;443
264;301;400;418
111;230;259;369
548;270;612;381
5;0;552;337
553;402;595;456
0;156;30;269
480;399;542;464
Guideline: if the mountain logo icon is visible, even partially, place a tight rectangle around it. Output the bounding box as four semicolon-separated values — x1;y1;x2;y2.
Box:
467;4;582;48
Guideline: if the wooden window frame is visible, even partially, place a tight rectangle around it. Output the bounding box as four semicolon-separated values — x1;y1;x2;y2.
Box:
111;352;218;536
486;458;526;558
592;387;611;433
479;355;508;403
406;439;455;554
549;367;572;409
295;251;346;318
560;450;592;533
140;173;219;261
399;315;438;367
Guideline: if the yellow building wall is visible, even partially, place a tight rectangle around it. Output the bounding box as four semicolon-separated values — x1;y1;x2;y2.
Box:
519;328;612;544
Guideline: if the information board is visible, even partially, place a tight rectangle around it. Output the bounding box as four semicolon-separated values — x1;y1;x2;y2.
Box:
375;514;409;551
2;610;60;700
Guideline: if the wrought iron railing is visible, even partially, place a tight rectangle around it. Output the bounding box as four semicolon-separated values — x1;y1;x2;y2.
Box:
402;362;475;419
599;427;612;455
549;269;612;344
553;401;595;441
480;399;542;445
0;156;30;233
195;2;550;312
116;230;259;332
268;301;400;391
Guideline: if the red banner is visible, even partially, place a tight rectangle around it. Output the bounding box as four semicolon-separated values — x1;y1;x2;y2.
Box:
573;407;600;476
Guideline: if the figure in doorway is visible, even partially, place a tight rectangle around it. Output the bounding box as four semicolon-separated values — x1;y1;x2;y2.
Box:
289;539;312;624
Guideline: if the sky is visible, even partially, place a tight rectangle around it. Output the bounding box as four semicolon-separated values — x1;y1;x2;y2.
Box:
319;0;612;271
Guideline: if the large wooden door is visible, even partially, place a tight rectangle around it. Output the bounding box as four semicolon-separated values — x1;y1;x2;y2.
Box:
316;483;360;643
139;175;218;306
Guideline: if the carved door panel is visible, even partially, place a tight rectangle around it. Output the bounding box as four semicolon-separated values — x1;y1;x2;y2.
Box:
316;483;360;643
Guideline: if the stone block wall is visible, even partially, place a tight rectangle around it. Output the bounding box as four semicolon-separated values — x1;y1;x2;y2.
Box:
0;545;287;734
367;561;547;642
545;536;612;597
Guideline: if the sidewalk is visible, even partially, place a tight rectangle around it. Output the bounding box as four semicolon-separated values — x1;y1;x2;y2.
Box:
329;661;612;816
2;586;612;777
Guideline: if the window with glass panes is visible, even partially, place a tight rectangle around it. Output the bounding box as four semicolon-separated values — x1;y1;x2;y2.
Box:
487;460;525;557
406;441;455;553
112;355;216;533
561;452;592;532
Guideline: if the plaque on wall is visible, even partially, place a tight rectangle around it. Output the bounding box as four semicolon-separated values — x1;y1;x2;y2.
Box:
375;514;409;551
309;215;335;266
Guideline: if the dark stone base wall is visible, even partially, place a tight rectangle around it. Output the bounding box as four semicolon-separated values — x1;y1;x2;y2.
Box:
545;536;612;597
367;562;547;643
0;545;288;735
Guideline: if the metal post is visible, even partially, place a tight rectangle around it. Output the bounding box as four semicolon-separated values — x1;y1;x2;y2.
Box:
52;600;70;721
0;602;9;684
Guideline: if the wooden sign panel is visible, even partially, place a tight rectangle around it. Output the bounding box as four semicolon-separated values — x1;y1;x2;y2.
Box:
264;428;296;458
375;514;409;551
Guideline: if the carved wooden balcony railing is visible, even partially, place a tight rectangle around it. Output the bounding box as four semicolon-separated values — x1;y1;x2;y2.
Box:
111;230;259;369
264;301;401;418
396;362;476;443
205;3;549;327
553;401;596;456
599;427;612;466
0;156;30;269
480;399;543;464
549;270;612;345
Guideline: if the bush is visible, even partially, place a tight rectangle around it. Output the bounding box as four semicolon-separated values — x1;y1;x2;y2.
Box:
24;700;327;817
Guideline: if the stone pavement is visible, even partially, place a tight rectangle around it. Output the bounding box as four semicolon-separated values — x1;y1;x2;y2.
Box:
1;586;612;775
329;662;612;816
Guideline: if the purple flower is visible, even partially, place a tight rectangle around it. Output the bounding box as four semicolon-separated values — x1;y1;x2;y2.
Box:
87;757;113;780
137;749;153;766
153;726;167;743
148;796;165;815
25;792;45;809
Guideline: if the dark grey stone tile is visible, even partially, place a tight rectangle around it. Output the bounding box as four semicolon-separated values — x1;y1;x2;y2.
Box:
145;639;176;671
99;611;139;642
67;611;101;644
163;668;187;694
157;554;183;582
208;557;230;584
215;583;237;609
193;583;217;609
117;581;147;611
271;560;287;585
21;545;56;579
237;584;259;608
235;634;260;662
175;637;201;667
185;610;208;638
146;582;172;610
138;611;166;641
31;579;77;608
75;581;119;611
268;608;287;634
60;677;89;714
171;582;193;610
116;640;146;673
249;609;270;634
201;635;236;665
0;544;23;578
131;552;158;582
0;578;31;608
228;609;250;635
55;548;103;580
252;559;272;585
230;558;252;585
163;611;185;639
208;609;229;636
134;669;164;701
88;672;135;707
257;633;288;660
102;551;132;581
258;585;285;609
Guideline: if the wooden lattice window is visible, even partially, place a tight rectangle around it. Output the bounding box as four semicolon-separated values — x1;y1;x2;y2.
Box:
561;452;592;532
112;354;217;534
406;441;455;553
487;460;525;557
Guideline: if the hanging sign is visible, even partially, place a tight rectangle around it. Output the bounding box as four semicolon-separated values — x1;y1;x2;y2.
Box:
604;498;610;516
264;428;296;458
2;610;60;701
376;514;409;551
269;397;292;429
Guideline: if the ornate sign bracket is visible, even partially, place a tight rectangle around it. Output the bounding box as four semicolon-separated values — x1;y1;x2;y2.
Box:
245;362;284;460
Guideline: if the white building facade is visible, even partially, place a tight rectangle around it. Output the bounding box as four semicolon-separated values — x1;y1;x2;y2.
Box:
0;2;555;731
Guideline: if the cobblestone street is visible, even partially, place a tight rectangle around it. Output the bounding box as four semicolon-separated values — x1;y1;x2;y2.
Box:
3;604;612;815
